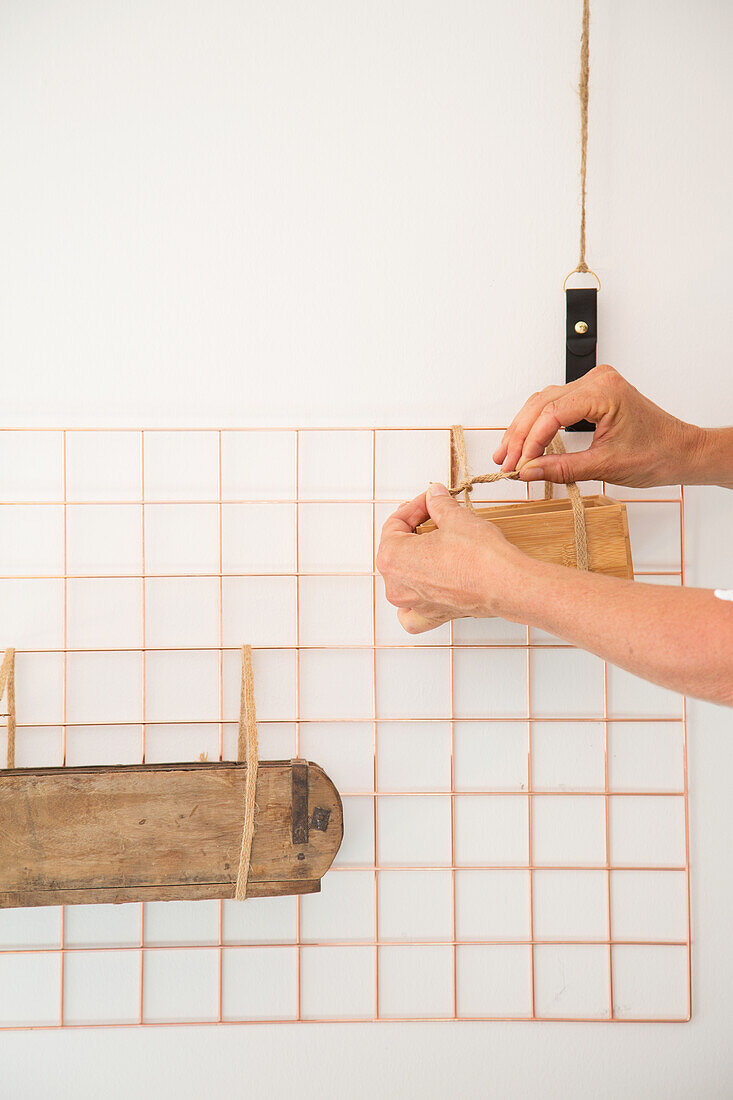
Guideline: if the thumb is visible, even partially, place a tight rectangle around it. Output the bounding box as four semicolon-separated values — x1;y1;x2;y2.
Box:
426;482;465;527
521;448;604;485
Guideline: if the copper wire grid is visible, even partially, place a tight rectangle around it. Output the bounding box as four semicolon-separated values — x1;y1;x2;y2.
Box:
0;427;691;1026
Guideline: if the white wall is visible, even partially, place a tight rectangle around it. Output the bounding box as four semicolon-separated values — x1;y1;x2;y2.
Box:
2;1;733;1096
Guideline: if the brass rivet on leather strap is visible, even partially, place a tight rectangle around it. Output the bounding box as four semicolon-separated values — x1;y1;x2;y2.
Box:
574;320;589;334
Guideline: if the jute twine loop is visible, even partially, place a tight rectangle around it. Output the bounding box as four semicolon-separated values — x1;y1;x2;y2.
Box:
572;0;591;277
449;426;589;572
0;648;16;770
235;644;259;901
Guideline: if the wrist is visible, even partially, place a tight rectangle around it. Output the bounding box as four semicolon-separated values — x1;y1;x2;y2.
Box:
684;426;733;489
479;540;540;621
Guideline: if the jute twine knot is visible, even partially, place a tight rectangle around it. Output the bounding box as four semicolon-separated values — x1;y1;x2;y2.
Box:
449;426;589;572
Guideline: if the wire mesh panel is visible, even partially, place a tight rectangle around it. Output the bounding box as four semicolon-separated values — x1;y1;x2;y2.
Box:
0;427;690;1026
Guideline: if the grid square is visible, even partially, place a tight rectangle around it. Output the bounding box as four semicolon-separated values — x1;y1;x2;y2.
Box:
66;651;142;724
300;946;375;1019
612;945;689;1020
607;664;681;719
301;869;375;942
65;725;143;766
609;796;686;867
145;577;220;648
7;725;63;768
0;430;63;501
453;648;527;719
143;431;219;501
531;795;606;866
0;953;61;1026
379;870;453;941
142;947;219;1023
611;870;688;942
455;869;530;941
377;722;451;792
531;722;605;791
67;578;142;649
299;576;372;646
63;950;140;1025
454;795;529;866
457;430;527;502
374;430;450;499
378;796;452;866
144;503;220;575
0;578;64;649
0;906;62;949
145;650;219;723
609;722;684;791
221;430;296;501
534;944;610;1019
144;900;220;945
299;503;372;572
15;652;64;725
222;947;297;1021
379;945;453;1018
0;505;64;575
64;904;141;948
454;721;528;791
66;504;141;575
299;723;374;793
144;723;219;764
335;797;375;866
457;945;532;1018
531;649;604;718
298;430;372;500
300;649;373;721
66;430;141;502
223;647;296;723
222;503;296;574
376;648;450;720
533;870;608;940
223;721;295;761
222;894;297;944
222;576;296;647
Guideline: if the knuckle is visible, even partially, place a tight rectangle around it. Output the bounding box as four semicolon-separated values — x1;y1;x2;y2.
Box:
375;546;392;575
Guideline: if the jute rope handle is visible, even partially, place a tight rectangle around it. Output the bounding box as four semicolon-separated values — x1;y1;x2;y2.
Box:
0;648;16;770
449;426;589;572
235;644;259;900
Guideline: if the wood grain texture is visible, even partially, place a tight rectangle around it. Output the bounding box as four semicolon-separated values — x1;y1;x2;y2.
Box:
0;759;342;908
417;495;634;580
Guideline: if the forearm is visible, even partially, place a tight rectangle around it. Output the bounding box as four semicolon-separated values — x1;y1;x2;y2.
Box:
499;559;733;706
685;426;733;489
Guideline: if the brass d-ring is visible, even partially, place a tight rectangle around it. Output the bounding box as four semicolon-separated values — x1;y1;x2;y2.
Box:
563;267;601;293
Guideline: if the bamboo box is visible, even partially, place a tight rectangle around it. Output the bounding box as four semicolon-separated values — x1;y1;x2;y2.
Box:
417;494;634;580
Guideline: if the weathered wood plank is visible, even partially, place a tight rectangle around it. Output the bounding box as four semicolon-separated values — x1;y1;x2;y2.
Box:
0;760;342;908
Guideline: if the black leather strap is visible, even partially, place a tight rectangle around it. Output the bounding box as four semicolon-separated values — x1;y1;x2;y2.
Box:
565;286;597;432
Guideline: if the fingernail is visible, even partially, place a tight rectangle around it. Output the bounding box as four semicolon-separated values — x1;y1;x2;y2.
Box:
522;466;544;482
427;482;449;497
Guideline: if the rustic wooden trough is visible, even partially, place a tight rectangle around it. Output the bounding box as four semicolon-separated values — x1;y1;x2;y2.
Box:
0;647;342;909
0;758;342;908
418;494;634;580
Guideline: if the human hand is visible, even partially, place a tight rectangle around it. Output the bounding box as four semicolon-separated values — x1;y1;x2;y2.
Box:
376;483;523;634
493;364;704;488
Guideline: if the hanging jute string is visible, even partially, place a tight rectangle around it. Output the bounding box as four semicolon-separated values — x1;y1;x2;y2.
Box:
0;648;16;770
235;644;259;901
449;426;589;571
574;0;591;275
